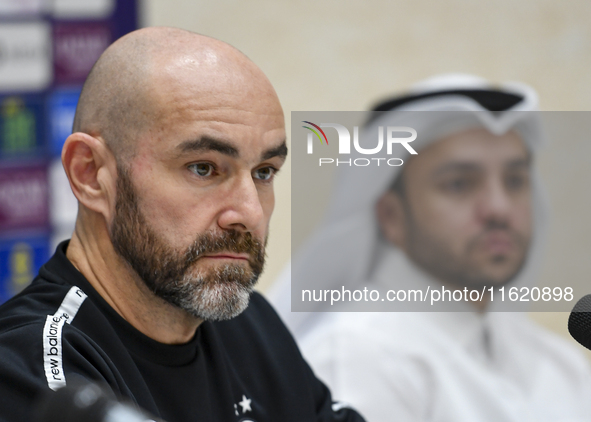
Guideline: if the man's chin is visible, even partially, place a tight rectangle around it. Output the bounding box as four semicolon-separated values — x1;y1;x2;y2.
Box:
163;271;257;321
185;284;253;321
470;254;525;281
471;268;522;288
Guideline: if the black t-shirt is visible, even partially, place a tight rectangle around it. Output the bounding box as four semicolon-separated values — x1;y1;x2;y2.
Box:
0;242;364;422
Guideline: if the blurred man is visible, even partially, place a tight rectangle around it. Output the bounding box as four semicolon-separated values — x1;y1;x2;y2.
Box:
0;27;365;422
271;75;591;422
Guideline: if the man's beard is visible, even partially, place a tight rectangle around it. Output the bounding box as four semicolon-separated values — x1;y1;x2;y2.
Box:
110;166;266;321
403;204;529;290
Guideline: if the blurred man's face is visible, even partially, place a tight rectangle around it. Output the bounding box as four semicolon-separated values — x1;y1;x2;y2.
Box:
378;128;532;289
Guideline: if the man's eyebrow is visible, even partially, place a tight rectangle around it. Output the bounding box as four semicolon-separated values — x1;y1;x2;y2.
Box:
433;162;482;176
262;140;288;161
433;156;531;177
176;137;239;158
506;156;531;169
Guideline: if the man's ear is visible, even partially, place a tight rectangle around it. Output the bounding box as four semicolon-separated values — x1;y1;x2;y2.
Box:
61;132;118;220
376;190;407;250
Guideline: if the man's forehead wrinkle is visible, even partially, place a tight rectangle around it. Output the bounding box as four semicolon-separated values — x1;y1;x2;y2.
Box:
151;78;280;116
155;95;282;118
149;92;285;134
149;68;282;125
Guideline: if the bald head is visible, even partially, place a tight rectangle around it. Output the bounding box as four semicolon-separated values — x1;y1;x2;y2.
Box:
73;27;280;162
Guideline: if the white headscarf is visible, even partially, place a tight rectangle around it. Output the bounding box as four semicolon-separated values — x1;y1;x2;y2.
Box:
269;74;548;338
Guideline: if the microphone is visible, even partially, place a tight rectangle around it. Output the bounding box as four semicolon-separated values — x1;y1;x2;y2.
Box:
35;378;162;422
568;294;591;350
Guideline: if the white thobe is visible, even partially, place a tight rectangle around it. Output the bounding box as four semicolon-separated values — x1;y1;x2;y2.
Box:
298;251;591;422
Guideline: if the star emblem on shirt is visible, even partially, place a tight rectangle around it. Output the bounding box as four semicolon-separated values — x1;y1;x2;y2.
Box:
238;395;252;413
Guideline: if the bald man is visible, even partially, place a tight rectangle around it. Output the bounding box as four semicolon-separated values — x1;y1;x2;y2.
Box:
0;28;364;422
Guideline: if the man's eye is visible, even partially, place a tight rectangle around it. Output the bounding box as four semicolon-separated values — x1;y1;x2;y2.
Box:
442;178;474;193
505;173;529;191
254;167;276;181
188;163;215;177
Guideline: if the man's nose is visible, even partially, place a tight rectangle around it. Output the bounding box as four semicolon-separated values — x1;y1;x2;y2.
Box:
217;172;265;233
476;179;513;226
